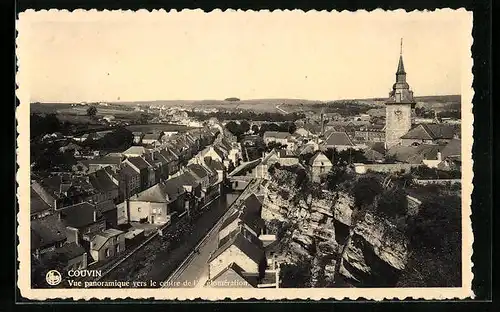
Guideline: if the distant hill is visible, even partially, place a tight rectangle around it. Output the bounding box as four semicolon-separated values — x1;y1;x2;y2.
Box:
30;94;461;114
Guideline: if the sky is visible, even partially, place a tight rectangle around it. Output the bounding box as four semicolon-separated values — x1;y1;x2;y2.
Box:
18;10;472;103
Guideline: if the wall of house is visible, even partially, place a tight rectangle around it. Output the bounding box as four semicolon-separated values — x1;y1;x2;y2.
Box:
401;138;436;146
90;234;126;262
66;252;88;270
128;201;152;222
218;220;239;242
209;246;260;279
310;164;332;183
116;202;128;225
278;158;299;167
353;163;418;174
81;220;107;240
413;179;461;186
102;209;118;228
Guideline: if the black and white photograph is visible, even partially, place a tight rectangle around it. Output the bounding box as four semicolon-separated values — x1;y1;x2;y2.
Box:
16;9;474;300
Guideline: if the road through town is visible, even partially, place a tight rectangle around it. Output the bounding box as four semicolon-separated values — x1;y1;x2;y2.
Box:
163;179;261;288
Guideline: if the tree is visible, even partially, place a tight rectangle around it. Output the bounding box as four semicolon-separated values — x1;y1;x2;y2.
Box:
376;187;408;220
251;124;259;134
86;106;97;117
351;176;383;209
287;122;297;134
280;260;312;288
240;120;251;134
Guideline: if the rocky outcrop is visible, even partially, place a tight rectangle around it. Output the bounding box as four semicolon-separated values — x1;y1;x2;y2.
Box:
262;168;409;287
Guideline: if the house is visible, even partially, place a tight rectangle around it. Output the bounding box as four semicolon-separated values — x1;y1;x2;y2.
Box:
119;163;141;199
294;127;314;138
142;132;163;146
31;214;67;259
58;202;107;247
207;262;259;288
308;151;333;183
88;168;119;203
128;183;175;225
208;225;265;280
386;144;447;165
321;131;357;151
31;185;53;220
187;163;211;190
96;199;118;229
144;150;170;182
219;195;265;242
400;123;458;146
159;148;180;176
176;172;203;211
124;156;154;190
437;138;461;171
40;242;88;271
89;228;126;262
254;149;299;179
84;156;123;174
354;125;385;143
262;131;291;146
122;146;147;158
200;146;225;164
132;132;144;144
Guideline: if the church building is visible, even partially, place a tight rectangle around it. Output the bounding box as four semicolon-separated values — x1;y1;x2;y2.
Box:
384;40;458;150
384;40;416;149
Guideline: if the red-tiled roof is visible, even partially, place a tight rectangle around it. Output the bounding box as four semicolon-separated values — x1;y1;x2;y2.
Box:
323;131;354;147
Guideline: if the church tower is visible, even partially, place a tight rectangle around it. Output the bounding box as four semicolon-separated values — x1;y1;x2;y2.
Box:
384;39;416;149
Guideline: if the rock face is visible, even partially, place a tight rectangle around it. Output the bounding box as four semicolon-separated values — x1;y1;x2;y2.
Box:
262;167;410;287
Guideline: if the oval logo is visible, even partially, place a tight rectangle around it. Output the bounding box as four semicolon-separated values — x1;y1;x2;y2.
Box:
45;270;62;286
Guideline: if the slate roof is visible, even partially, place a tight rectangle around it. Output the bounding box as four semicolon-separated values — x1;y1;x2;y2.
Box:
89;169;117;192
441;138;461;159
204;157;225;171
323;131;355;146
120;163;139;176
87;156;122;166
130;184;169;203
401;124;457;140
127;156;150;171
31;187;52;215
31;214;67;250
309;151;332;167
387;144;446;164
122;146;146;156
188;163;209;179
159;149;177;162
209;262;258;287
96;200;116;213
59;202;103;229
162;178;187;200
242;194;262;216
263;131;291;140
220;209;265;237
209;227;264;264
91;228;124;251
176;172;200;188
40;242;86;262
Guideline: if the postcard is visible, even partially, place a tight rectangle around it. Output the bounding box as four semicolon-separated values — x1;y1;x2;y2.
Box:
16;8;474;300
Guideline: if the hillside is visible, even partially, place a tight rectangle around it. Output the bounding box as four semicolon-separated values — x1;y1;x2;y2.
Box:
30;94;461;114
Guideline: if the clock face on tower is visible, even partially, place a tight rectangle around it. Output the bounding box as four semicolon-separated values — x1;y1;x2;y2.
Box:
395;109;402;120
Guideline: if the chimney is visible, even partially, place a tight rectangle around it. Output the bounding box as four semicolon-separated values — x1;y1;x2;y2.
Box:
93;209;97;222
437;151;442;162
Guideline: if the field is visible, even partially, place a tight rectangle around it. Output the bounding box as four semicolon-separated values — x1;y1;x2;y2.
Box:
31;94;461;116
125;124;192;133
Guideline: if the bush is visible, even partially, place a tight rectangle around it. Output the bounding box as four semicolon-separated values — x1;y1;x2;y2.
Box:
351;176;383;209
280;260;312;288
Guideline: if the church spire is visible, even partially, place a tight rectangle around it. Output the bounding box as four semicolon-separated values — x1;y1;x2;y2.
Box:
397;38;406;75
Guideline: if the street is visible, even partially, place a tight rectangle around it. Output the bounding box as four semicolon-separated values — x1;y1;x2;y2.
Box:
100;192;240;284
164;179;262;288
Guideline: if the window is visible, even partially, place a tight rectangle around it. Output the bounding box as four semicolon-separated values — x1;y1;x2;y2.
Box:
138;207;142;212
116;244;120;253
105;248;111;258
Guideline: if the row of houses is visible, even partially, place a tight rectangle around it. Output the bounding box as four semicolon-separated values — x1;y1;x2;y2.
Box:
205;194;279;288
30;125;242;279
